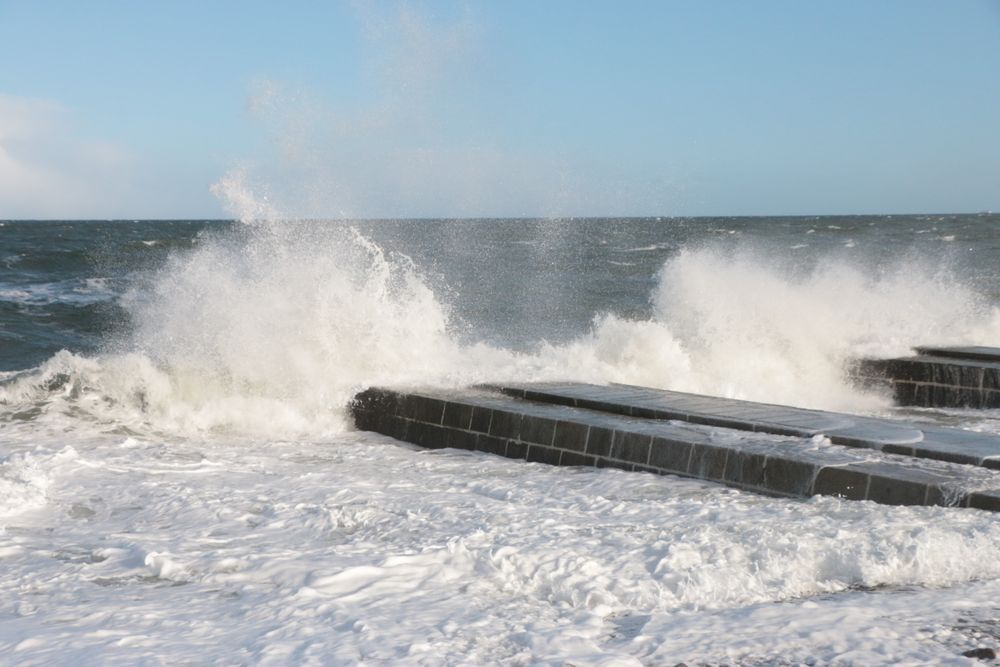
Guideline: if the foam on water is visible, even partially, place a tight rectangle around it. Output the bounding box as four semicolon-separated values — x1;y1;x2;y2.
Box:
3;208;1000;436
4;206;1000;662
1;221;480;435
0;277;115;306
2;423;1000;664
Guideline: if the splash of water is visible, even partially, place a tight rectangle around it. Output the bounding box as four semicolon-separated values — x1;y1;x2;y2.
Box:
538;247;1000;411
3;182;1000;435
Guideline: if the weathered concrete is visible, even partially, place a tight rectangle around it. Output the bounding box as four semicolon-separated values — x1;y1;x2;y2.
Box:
855;346;1000;409
350;383;1000;511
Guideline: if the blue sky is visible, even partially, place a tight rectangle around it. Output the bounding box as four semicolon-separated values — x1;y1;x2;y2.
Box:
1;0;998;218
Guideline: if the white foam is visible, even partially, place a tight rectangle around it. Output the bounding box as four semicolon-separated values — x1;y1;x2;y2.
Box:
0;278;115;305
4;223;999;436
527;247;1000;412
4;206;1000;662
0;446;78;522
1;426;1000;664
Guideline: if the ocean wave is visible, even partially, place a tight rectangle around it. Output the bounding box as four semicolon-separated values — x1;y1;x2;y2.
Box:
0;278;116;306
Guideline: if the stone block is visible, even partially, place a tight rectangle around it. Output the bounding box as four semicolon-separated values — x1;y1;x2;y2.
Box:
889;359;934;383
892;381;917;405
688;443;729;481
929;362;983;388
469;406;493;433
609;431;652;466
910;445;979;467
442;402;474;430
686;414;753;432
410;422;450;449
982;456;1000;471
488;410;522;440
586;426;614;458
368;413;395;437
352;408;378;432
762;457;818;496
630;406;665;419
595;457;632;471
475;434;509;457
445;428;478;451
526;444;562;466
559;451;596;467
967;490;1000;512
553;420;589;452
350;387;399;418
723;451;768;488
927;385;965;408
751;423;815;438
911;384;931;407
402;394;446;424
866;472;931;506
505;441;528;460
983;369;1000;391
882;443;916;457
813;466;869;500
522;389;573;406
984;389;1000;408
576;398;630;416
519;415;557;446
500;386;527;399
647;437;694;474
915;346;1000;362
923;484;956;507
389;417;411;441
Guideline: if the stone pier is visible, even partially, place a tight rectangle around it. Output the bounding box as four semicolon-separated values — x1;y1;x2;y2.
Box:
855;346;1000;409
351;382;1000;511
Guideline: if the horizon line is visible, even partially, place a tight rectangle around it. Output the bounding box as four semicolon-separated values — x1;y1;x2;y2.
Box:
1;211;996;223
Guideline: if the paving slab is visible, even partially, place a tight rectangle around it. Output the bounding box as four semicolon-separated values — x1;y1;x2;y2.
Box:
486;381;1000;468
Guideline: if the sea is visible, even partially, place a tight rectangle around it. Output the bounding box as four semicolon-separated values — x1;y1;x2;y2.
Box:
2;213;1000;665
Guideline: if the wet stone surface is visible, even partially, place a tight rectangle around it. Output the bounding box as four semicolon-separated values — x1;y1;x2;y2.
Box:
855;347;1000;409
350;383;1000;511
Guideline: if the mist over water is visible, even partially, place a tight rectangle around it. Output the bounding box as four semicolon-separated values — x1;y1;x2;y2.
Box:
2;209;1000;436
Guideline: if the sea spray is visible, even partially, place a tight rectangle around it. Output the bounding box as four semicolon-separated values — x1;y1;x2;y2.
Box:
524;246;999;412
3;211;1000;436
0;215;477;435
5;216;1000;664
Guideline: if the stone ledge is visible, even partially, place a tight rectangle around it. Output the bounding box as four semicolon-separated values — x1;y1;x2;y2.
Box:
350;385;1000;511
855;348;1000;409
486;382;1000;469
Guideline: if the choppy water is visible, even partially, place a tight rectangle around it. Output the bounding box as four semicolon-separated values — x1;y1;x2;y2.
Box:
3;214;1000;664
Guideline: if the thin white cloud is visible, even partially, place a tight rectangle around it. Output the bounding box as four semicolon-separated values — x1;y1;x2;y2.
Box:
0;93;133;219
224;2;683;219
354;0;481;102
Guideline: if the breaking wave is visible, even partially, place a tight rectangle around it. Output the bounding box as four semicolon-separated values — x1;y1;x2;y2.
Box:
2;196;999;437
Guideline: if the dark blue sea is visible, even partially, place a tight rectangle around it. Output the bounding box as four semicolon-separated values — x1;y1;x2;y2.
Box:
3;214;1000;664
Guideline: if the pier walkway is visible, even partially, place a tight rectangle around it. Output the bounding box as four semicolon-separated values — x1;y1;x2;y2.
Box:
856;345;1000;409
351;382;1000;511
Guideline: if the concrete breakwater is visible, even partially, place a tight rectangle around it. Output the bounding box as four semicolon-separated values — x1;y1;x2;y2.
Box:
856;346;1000;409
351;382;1000;511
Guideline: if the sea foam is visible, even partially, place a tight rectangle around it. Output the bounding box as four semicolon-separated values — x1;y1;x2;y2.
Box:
3;213;1000;437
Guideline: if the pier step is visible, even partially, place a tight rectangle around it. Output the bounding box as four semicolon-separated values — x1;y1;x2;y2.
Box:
350;384;1000;512
855;346;1000;409
488;382;1000;469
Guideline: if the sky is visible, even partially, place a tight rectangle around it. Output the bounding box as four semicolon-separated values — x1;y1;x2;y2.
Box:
0;0;998;219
